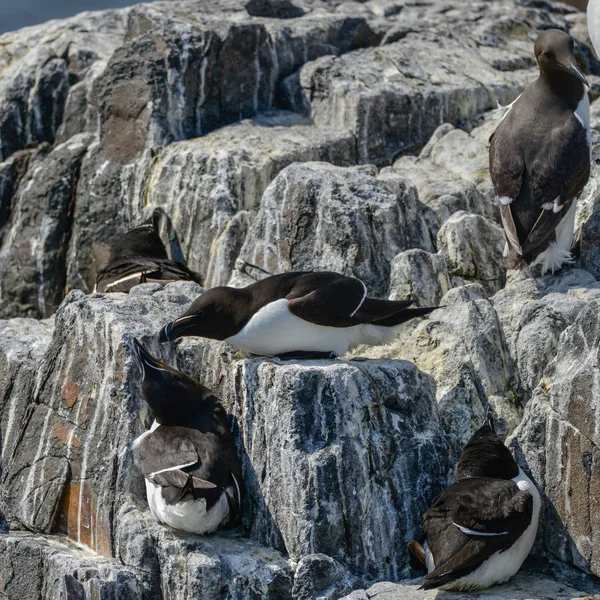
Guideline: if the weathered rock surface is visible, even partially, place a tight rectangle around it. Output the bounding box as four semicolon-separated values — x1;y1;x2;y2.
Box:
341;571;600;600
235;162;433;294
512;296;600;578
3;0;600;598
0;283;458;597
0;0;585;316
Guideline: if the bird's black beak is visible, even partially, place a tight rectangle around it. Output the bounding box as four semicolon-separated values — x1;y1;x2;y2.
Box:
128;337;168;371
158;315;197;342
559;60;589;88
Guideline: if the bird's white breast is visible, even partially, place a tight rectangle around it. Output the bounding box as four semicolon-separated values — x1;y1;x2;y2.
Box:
226;298;397;357
438;469;541;591
574;92;591;160
145;479;233;535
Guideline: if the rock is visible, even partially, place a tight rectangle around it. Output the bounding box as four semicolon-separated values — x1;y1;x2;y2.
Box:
388;249;450;307
392;120;500;232
235;162;433;295
0;282;456;591
340;572;600;600
492;269;600;397
145;113;356;288
292;554;355;600
0;525;292;600
512;297;600;577
227;356;457;582
297;33;530;165
437;211;506;296
0;134;93;319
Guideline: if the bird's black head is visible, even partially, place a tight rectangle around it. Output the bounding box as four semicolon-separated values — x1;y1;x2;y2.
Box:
128;337;216;426
159;287;243;343
535;29;589;88
108;218;169;263
455;413;519;481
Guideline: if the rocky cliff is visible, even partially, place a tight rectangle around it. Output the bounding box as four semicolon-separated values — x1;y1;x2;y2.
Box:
2;0;600;598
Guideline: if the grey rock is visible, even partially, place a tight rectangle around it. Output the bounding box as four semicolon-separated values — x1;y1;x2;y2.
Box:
388;249;450;307
0;134;93;319
340;572;599;600
392;120;500;233
297;33;530;165
227;356;458;581
292;554;355;600
513;296;600;577
145;113;356;288
437;211;507;296
236;162;433;295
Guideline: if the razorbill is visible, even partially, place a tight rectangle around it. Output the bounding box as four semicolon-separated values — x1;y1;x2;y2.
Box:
489;29;590;274
158;271;437;357
129;338;242;534
95;208;202;293
408;416;540;591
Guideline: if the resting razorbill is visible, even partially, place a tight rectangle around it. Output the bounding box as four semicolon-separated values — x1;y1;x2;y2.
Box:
489;29;590;274
408;416;540;591
95;208;202;293
158;271;437;357
129;338;241;534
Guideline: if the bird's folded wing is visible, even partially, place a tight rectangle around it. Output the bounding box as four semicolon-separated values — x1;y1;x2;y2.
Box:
138;427;200;479
287;274;369;326
152;470;223;505
422;478;533;589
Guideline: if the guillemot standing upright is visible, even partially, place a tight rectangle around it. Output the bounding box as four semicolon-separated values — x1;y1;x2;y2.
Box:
158;271;437;357
489;29;590;274
95;208;202;293
129;338;242;534
408;416;540;591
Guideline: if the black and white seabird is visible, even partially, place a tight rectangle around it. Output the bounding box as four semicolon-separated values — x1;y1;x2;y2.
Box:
158;271;437;357
95;208;202;293
408;416;540;591
489;29;591;274
129;338;242;534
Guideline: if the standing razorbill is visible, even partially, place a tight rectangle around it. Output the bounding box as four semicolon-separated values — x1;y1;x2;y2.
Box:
158;271;437;357
95;208;202;293
129;338;241;534
408;416;540;591
489;29;590;274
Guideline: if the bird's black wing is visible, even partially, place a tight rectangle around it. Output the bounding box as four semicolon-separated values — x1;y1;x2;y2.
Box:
285;272;431;327
422;477;533;590
138;426;241;516
490;108;589;260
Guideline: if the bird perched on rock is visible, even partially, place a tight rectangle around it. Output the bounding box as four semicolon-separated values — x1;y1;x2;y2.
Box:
95;208;202;293
408;416;540;591
158;271;437;358
489;28;590;274
129;338;241;534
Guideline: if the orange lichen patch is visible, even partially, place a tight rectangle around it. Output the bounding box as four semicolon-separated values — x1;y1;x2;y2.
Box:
61;381;80;408
51;422;81;449
53;482;112;558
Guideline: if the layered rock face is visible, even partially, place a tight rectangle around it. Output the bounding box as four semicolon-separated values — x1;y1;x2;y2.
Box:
2;0;600;599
